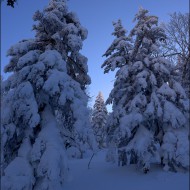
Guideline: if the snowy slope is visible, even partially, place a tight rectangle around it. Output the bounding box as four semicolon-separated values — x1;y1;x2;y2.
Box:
64;149;189;190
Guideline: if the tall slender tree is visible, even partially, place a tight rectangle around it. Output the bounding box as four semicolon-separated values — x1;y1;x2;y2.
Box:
102;8;189;172
92;92;108;148
1;0;96;189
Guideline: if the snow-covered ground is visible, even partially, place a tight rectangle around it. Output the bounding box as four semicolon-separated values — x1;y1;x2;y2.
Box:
64;149;189;190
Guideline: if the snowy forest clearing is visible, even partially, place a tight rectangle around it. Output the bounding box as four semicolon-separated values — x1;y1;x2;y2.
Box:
1;0;189;189
64;150;189;190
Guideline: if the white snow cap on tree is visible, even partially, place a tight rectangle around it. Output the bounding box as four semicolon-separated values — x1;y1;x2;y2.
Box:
1;0;96;189
103;7;189;173
92;92;108;148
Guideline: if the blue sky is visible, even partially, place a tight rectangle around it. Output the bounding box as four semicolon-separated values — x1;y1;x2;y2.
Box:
1;0;189;111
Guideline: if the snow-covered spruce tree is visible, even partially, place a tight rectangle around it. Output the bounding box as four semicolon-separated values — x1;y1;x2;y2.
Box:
1;0;96;189
101;19;133;164
92;92;108;148
102;8;189;173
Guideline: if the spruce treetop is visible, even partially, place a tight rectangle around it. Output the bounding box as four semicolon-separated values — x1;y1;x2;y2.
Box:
102;19;133;73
